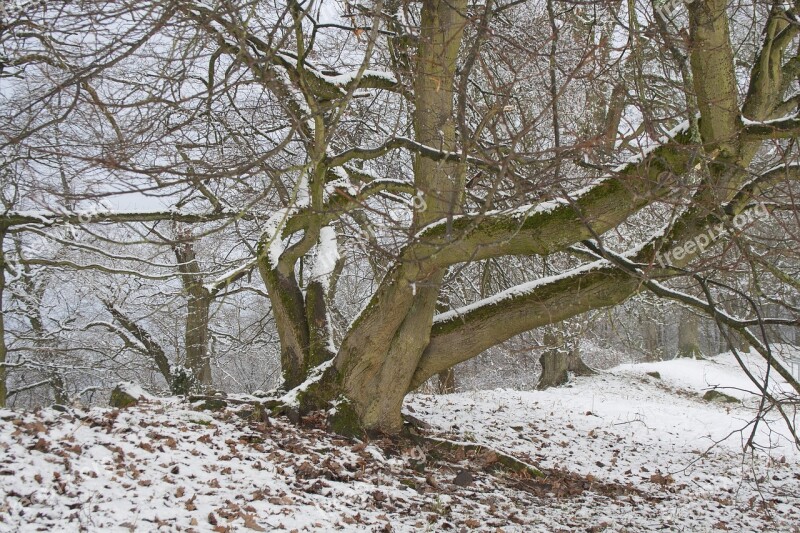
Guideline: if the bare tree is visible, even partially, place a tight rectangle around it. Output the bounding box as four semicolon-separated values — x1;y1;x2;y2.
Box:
0;0;798;439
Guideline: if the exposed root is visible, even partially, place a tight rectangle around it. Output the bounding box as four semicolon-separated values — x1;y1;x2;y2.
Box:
407;431;544;479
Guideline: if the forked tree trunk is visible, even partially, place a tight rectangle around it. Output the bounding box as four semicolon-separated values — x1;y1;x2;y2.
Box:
274;0;470;432
324;0;468;433
273;0;798;433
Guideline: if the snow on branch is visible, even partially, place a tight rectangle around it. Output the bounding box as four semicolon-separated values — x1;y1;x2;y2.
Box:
204;259;258;296
309;225;339;289
433;261;606;324
1;209;244;229
742;113;800;140
325;136;493;169
259;174;310;269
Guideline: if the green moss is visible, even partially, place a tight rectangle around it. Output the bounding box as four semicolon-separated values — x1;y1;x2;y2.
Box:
399;478;418;490
193;398;227;411
170;368;194;396
328;397;363;437
109;386;138;408
702;390;739;404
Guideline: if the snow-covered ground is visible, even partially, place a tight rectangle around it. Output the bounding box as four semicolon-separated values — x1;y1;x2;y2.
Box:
1;352;798;531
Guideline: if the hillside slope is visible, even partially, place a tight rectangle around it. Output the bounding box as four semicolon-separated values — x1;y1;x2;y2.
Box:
1;352;798;532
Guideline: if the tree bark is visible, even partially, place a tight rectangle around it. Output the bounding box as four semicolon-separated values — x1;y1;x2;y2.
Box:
273;0;798;433
538;332;570;390
174;236;213;389
329;0;468;433
51;373;69;406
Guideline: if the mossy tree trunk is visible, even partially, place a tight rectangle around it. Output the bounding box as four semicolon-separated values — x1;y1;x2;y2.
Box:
328;0;468;433
1;0;798;431
244;0;800;432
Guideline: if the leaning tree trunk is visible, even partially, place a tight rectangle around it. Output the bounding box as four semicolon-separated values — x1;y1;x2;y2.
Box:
102;301;189;393
284;0;785;434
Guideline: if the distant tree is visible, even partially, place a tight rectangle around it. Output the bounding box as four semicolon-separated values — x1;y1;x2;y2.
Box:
677;310;703;359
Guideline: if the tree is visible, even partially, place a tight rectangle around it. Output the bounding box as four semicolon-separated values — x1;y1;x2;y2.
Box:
677;309;703;359
537;326;592;390
1;0;799;436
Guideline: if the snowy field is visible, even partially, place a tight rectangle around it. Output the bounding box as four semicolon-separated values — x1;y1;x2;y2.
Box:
1;352;798;532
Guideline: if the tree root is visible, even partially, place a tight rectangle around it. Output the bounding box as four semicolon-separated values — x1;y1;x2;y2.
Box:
405;426;544;478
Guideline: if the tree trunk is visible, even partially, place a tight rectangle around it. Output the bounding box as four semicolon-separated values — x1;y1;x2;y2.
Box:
279;0;798;433
0;234;6;408
643;319;662;361
51;373;69;406
260;264;310;389
185;293;212;385
677;310;703;359
538;349;569;389
538;329;592;389
726;327;751;353
175;235;213;390
305;279;336;371
568;340;594;376
438;368;456;394
107;304;171;379
323;0;469;433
